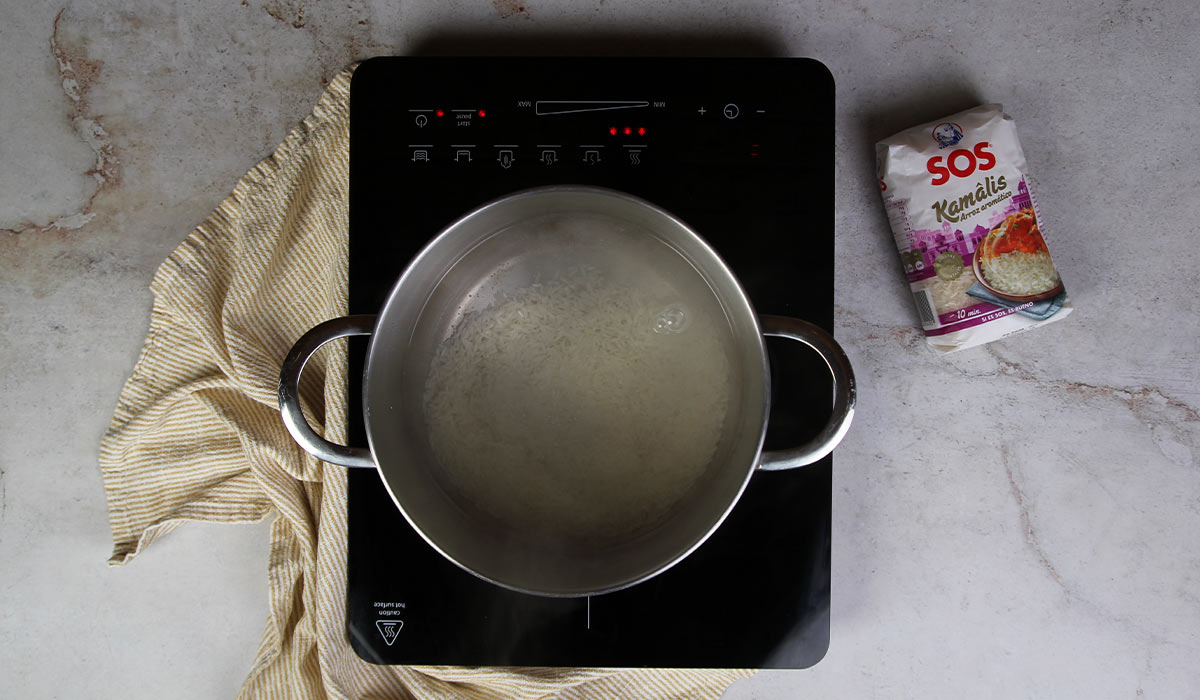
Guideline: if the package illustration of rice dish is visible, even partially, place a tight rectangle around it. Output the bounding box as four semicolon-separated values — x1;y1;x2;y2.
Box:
876;104;1071;352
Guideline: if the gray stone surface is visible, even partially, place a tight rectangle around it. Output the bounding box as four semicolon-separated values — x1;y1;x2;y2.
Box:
2;1;1197;697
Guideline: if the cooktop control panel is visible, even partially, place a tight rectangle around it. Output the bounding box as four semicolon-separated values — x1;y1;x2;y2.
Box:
399;96;771;170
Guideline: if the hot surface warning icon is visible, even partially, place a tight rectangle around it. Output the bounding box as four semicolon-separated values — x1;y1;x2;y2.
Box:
375;619;404;646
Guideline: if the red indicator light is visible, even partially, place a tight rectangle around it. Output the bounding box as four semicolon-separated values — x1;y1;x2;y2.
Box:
436;109;445;117
609;126;618;136
478;109;487;117
637;127;646;136
623;127;632;135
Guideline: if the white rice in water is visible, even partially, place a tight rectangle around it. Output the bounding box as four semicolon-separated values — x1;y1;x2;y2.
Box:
982;250;1059;295
422;219;734;543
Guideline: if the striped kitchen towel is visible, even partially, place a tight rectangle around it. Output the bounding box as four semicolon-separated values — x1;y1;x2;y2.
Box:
98;65;752;699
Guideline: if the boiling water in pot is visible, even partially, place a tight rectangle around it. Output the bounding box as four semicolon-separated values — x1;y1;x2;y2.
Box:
421;212;739;544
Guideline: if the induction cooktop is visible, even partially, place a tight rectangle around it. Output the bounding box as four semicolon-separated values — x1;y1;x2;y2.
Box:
346;56;835;668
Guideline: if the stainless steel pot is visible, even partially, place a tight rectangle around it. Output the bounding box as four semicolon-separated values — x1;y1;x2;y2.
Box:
279;186;855;597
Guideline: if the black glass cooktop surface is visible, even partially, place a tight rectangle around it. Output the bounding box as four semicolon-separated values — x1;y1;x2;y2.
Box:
346;56;834;668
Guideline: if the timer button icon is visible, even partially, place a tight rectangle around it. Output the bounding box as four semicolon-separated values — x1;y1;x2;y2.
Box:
723;103;739;119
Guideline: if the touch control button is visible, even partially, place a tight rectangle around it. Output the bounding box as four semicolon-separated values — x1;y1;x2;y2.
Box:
723;103;739;119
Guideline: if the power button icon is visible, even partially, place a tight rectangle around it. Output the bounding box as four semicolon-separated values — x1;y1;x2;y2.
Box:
723;104;739;119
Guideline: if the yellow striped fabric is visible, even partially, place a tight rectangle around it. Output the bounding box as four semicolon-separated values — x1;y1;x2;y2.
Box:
99;66;754;699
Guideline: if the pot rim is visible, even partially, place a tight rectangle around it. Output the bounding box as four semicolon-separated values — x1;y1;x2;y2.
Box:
361;184;772;597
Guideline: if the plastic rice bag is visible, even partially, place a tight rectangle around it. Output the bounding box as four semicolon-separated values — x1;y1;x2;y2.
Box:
876;104;1071;353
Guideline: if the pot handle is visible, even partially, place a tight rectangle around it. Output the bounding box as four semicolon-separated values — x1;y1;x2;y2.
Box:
278;315;378;469
757;315;856;471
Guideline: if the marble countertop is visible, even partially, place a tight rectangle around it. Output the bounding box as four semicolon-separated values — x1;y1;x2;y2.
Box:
2;2;1197;697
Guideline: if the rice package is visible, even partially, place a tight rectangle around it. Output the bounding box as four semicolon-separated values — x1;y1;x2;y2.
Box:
875;104;1071;353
